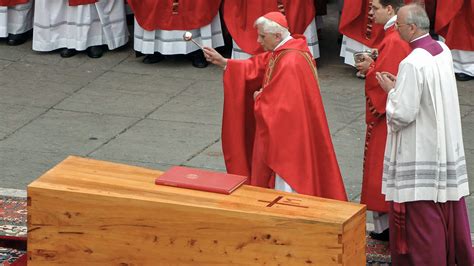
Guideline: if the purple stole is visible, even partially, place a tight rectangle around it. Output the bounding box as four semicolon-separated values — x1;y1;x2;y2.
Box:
409;34;443;56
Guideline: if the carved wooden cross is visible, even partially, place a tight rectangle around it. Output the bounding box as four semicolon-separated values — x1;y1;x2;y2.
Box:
258;196;309;208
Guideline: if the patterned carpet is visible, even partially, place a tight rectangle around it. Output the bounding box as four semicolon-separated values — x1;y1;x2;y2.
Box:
0;196;27;241
366;235;391;265
0;196;27;266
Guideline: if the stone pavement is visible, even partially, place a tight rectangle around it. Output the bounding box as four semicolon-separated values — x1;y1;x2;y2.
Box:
0;6;473;236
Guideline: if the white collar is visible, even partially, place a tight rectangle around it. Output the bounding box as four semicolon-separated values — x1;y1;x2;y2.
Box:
384;15;397;30
410;33;430;43
274;35;293;51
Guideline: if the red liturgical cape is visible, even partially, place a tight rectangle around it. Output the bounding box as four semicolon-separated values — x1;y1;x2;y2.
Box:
222;36;347;201
0;0;28;6
68;0;98;6
339;0;385;48
223;0;315;55
362;26;411;212
435;0;474;51
127;0;221;31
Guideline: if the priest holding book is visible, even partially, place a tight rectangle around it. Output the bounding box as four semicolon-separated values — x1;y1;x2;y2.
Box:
203;12;347;201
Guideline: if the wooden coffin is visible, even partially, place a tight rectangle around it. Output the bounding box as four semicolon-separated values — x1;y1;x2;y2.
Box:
27;156;366;265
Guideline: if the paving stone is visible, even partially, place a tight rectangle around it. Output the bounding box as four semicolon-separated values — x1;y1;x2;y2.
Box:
149;80;223;125
90;119;221;166
0;109;138;155
0;149;70;188
0;103;46;139
185;140;226;171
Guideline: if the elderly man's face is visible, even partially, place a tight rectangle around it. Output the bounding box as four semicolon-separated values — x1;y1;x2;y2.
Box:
256;24;282;51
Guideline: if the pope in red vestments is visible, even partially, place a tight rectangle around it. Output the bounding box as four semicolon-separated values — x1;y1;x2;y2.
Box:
203;12;347;201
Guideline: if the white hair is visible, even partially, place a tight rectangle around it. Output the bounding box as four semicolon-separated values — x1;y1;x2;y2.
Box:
254;17;290;39
404;3;430;32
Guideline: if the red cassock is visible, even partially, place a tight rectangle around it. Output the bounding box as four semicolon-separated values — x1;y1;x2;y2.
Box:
126;0;221;31
0;0;28;6
361;26;411;212
435;0;474;51
339;0;385;48
222;35;347;201
223;0;315;55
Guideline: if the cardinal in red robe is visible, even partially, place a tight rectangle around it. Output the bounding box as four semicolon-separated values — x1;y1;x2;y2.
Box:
126;0;221;31
0;0;32;45
339;0;385;50
126;0;223;67
435;0;474;81
203;12;347;201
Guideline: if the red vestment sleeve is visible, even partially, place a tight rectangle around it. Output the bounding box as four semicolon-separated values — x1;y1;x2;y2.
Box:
127;0;221;31
365;28;411;118
222;53;270;179
68;0;98;6
435;0;473;51
223;0;315;55
0;0;28;6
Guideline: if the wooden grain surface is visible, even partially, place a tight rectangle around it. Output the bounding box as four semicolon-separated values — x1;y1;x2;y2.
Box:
28;156;366;265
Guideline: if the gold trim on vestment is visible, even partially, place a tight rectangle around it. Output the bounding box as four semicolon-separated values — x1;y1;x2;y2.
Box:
263;49;319;87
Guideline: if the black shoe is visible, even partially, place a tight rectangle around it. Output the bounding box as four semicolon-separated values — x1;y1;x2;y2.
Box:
7;31;30;46
191;51;208;68
455;73;474;82
142;52;164;64
86;45;104;58
369;229;389;241
60;48;78;58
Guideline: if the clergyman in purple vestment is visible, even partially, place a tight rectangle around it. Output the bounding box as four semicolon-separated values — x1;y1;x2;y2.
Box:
376;4;474;266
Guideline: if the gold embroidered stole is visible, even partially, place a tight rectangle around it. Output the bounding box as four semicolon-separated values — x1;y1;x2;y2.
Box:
263;49;319;88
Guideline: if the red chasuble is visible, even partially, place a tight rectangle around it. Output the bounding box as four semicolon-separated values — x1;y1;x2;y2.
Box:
361;26;411;212
223;0;315;55
0;0;28;6
68;0;98;6
339;0;385;48
435;0;474;51
222;35;347;201
127;0;221;31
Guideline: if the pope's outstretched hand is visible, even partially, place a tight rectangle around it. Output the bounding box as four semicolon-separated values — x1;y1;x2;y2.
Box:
203;47;228;69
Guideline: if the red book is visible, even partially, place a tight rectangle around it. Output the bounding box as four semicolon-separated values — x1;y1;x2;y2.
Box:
155;166;248;195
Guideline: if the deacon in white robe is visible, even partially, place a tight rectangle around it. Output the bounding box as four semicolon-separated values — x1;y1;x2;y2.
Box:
32;0;129;58
376;4;473;265
0;0;33;45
